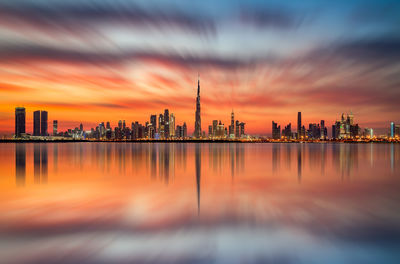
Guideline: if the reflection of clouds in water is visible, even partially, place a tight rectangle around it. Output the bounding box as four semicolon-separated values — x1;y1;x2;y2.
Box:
2;223;400;264
7;143;400;263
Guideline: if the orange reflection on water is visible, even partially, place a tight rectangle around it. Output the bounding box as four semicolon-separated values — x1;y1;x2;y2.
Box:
0;143;400;263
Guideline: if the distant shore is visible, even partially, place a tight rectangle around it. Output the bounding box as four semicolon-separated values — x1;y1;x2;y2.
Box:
0;139;398;143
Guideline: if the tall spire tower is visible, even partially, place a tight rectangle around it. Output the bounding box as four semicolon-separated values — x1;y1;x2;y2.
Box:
194;74;201;138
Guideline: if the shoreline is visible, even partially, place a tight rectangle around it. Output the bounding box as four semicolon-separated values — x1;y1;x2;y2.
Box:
0;139;398;144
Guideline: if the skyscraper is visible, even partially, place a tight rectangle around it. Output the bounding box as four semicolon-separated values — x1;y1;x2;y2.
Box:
320;120;325;140
169;113;175;137
272;121;280;140
150;115;157;129
15;107;26;138
194;76;201;138
297;112;302;139
33;110;41;136
183;122;187;138
150;114;157;138
391;122;395;138
158;114;164;138
53;120;58;136
229;110;235;137
164;109;170;138
41;111;48;136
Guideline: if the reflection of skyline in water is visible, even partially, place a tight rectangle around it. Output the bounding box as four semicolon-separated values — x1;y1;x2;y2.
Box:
5;143;400;263
13;143;400;187
195;143;201;214
15;144;26;186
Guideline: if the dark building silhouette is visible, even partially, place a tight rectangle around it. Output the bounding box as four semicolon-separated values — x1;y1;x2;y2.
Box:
41;111;48;136
297;112;301;138
282;123;292;139
33;110;41;136
164;109;170;138
308;123;321;139
272;121;280;139
229;110;235;137
320;120;326;139
150;114;157;138
158;114;164;138
183;122;187;138
53;120;58;136
15;107;26;138
194;76;201;138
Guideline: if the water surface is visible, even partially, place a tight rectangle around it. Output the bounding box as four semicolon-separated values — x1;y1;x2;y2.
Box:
1;143;400;263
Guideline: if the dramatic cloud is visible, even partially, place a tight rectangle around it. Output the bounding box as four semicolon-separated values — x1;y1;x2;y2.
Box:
0;0;399;135
239;7;299;29
0;1;216;37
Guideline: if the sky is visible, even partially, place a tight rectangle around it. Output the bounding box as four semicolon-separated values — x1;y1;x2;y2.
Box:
0;0;399;136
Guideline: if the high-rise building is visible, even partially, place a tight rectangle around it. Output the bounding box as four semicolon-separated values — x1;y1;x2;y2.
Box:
390;122;395;138
215;121;225;138
164;109;170;138
41;111;48;136
272;121;280;139
15;107;26;138
118;120;122;130
150;115;157;131
282;123;292;139
297;112;302;139
33;110;41;136
212;120;218;137
194;76;201;138
208;125;213;137
239;122;245;137
333;113;359;139
229;110;235;137
320;120;325;140
149;115;156;139
363;128;373;138
53;120;58;136
183;122;187;138
158;114;164;138
169;113;175;137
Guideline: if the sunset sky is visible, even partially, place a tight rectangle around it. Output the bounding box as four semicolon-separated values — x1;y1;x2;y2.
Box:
1;0;399;135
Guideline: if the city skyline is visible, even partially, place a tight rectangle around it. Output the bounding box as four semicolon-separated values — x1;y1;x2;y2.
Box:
0;0;400;135
7;79;400;139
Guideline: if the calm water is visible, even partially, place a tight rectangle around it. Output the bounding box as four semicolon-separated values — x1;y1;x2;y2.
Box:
1;142;400;264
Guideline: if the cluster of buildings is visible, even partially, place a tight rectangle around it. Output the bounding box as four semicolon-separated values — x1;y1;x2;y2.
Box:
331;113;360;139
15;107;188;140
272;112;327;140
12;76;399;141
207;111;246;139
13;76;247;141
85;110;188;140
391;122;400;139
272;111;398;140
